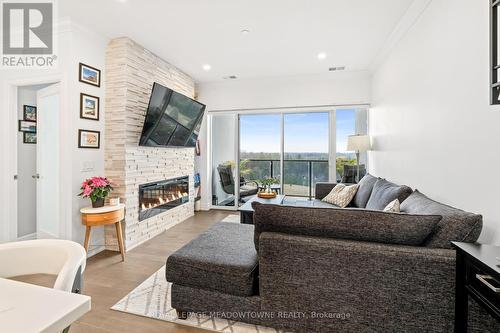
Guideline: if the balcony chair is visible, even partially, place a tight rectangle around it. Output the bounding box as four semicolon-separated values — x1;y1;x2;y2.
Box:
217;164;258;205
341;164;366;183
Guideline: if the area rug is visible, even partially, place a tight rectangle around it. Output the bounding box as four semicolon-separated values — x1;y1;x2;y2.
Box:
221;214;240;223
111;265;287;333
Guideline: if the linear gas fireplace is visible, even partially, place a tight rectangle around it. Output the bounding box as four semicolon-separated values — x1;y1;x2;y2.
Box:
139;176;189;222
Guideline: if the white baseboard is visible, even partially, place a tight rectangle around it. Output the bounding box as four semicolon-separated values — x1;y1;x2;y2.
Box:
86;245;106;258
17;233;37;241
36;230;59;239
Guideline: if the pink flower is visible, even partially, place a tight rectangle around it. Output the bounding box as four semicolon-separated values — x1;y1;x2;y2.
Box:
91;177;109;188
81;181;88;188
83;185;93;196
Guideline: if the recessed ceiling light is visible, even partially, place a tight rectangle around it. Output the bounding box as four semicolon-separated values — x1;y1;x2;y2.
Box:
202;64;211;71
241;29;250;35
317;52;327;60
115;0;127;3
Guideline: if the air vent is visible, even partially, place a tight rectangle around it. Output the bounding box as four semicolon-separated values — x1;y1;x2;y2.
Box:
223;75;238;80
329;66;346;72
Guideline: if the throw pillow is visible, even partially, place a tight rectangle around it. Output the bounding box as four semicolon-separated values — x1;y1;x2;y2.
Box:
365;179;412;211
383;199;400;212
352;173;379;208
322;184;358;208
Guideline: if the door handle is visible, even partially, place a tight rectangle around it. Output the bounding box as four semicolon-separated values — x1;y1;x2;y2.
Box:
14;175;18;180
32;174;40;179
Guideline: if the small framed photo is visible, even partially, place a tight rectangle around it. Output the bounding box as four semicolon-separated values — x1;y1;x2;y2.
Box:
79;63;101;87
19;120;36;133
23;105;37;121
23;132;37;144
78;129;100;149
80;93;100;120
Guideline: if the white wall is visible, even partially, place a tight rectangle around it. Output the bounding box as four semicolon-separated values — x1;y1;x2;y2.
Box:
0;20;108;255
369;0;500;244
198;71;371;111
69;23;107;256
16;87;38;238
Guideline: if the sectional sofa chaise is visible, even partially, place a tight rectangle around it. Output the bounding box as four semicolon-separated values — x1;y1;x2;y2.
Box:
165;174;497;332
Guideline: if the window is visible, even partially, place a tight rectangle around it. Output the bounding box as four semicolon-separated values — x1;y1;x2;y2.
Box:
210;107;368;208
335;109;368;182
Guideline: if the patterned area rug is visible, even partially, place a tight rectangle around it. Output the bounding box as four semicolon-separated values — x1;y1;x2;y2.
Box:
111;266;286;332
221;214;240;223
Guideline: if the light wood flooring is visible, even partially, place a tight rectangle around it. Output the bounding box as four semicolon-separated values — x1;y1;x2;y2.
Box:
14;210;236;333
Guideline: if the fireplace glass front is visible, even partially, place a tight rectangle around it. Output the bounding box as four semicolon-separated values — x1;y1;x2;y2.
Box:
139;176;189;221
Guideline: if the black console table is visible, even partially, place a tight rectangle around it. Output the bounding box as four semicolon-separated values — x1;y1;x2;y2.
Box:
239;195;285;225
451;242;500;332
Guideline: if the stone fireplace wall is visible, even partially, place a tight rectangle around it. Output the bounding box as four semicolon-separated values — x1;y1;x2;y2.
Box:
105;37;196;251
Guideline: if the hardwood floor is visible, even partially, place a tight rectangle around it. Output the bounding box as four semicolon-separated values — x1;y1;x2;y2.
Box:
15;210;236;333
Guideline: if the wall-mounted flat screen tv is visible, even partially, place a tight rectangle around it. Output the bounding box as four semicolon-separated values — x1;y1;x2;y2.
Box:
139;83;206;148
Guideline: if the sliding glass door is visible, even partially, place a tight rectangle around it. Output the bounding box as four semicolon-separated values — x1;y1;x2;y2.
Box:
211;108;368;209
239;114;281;204
283;113;329;197
211;114;238;208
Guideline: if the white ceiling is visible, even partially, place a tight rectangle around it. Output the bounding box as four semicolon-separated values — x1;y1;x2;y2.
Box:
59;0;414;83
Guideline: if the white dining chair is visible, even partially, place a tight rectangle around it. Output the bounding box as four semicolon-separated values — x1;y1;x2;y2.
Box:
0;239;87;293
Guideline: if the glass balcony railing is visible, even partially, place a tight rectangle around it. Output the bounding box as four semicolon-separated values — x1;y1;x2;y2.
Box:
241;159;329;198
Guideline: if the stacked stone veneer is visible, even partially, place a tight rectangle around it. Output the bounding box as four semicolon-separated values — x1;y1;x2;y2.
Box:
104;37;196;251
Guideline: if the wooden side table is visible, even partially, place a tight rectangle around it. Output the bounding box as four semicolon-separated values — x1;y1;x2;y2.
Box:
80;204;125;261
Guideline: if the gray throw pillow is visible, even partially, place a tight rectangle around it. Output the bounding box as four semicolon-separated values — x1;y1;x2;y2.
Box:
365;179;412;211
252;203;441;250
352;173;378;208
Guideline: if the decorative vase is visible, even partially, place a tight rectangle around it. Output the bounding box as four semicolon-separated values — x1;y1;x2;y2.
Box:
266;185;271;193
92;197;105;208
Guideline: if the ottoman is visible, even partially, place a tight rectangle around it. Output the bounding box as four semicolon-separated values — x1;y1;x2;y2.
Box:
165;222;260;318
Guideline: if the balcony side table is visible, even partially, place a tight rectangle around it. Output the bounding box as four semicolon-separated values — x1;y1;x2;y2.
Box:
80;204;125;261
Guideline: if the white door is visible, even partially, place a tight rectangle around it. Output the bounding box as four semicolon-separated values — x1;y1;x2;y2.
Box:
36;84;60;238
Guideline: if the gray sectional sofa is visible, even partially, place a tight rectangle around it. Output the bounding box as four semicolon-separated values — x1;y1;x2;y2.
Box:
166;174;496;332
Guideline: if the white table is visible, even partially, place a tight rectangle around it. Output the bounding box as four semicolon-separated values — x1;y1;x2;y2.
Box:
0;278;91;333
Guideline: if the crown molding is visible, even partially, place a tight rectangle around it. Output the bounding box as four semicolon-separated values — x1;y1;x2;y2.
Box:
369;0;434;73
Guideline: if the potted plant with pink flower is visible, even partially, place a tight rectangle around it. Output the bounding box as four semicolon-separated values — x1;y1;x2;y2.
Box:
78;177;114;208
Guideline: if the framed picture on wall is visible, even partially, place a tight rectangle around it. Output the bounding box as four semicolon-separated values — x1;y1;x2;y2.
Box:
18;120;36;132
23;132;37;144
23;105;37;121
79;63;101;87
78;129;100;149
80;93;100;120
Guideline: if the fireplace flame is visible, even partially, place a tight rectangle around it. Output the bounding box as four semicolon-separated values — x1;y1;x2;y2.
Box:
141;188;189;212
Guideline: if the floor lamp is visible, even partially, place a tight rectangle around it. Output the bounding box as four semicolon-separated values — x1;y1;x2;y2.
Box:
347;135;371;183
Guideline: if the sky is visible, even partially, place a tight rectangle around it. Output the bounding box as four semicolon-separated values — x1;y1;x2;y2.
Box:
239;110;356;154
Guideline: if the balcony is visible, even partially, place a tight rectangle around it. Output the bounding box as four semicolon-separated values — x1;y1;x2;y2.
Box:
243;159;329;198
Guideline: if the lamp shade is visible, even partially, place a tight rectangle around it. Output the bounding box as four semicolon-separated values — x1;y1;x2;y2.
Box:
347;135;371;152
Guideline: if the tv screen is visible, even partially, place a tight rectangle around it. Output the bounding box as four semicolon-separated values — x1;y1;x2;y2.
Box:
139;83;206;147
